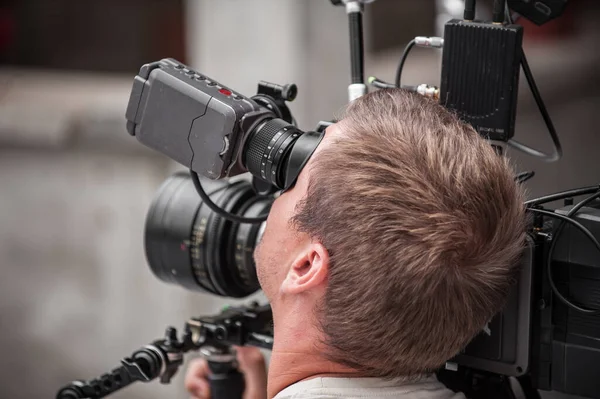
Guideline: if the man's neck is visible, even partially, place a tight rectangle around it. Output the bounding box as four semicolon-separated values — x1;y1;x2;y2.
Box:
267;304;359;399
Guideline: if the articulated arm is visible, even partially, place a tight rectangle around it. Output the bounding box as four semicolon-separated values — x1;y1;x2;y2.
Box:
56;303;273;399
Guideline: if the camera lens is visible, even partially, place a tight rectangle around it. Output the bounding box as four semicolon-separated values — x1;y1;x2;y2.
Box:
144;172;271;297
244;118;303;189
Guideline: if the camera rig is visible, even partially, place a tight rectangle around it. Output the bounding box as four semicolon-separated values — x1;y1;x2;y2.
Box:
56;303;273;399
57;0;600;398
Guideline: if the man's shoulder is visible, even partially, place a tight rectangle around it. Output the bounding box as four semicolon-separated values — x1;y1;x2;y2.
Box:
273;375;466;399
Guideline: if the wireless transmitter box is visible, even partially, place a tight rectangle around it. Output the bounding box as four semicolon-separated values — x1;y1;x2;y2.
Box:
440;20;524;142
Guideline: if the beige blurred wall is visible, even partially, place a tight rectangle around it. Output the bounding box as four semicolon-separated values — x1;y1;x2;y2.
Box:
0;1;598;398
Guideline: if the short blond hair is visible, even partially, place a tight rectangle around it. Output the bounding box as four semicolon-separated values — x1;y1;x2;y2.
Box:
292;89;528;378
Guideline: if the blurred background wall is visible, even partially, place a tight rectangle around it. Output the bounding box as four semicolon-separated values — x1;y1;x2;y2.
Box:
0;0;598;398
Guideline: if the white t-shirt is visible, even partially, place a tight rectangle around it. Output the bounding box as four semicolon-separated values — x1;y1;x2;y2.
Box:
273;375;466;399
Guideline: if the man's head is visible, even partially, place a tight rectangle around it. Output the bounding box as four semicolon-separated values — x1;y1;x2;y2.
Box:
254;88;528;378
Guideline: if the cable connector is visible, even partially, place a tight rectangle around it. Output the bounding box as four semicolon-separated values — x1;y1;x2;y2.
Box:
464;0;476;21
415;36;444;48
367;78;439;101
368;76;418;92
417;84;439;100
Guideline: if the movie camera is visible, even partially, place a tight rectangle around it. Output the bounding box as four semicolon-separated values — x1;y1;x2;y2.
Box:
57;1;599;398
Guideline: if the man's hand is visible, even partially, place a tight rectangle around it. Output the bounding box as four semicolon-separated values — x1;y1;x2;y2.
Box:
185;346;268;399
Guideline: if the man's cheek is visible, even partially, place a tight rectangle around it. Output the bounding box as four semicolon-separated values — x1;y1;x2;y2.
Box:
254;245;265;284
253;238;265;268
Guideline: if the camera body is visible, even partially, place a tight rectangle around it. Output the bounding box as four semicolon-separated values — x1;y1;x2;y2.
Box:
126;58;267;180
126;58;323;193
59;0;600;398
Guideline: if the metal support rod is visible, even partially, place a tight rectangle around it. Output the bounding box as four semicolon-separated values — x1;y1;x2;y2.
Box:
347;2;364;84
345;1;369;101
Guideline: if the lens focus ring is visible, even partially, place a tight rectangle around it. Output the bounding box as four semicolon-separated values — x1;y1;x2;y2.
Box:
245;119;301;188
144;172;271;298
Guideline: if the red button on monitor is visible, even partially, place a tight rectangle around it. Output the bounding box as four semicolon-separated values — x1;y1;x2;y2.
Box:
219;88;232;96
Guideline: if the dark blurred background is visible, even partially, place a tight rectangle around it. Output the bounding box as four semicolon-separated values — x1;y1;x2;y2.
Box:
0;0;598;398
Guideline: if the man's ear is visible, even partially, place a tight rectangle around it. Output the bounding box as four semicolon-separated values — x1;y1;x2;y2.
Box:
281;242;329;295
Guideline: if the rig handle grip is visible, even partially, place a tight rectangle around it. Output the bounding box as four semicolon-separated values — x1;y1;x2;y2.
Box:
208;359;245;399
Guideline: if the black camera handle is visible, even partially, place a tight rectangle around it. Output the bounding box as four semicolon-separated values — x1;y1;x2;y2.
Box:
55;303;273;399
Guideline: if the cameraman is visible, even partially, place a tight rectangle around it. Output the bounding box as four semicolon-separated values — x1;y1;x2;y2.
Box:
185;88;528;399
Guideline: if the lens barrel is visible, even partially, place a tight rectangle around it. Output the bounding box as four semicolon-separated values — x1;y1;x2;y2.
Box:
244;118;303;189
144;172;271;297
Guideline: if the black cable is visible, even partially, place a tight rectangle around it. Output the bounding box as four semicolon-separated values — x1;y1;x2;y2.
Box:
527;209;600;251
464;0;476;21
395;39;416;88
536;193;600;314
524;185;600;206
515;171;535;183
505;4;563;162
368;76;417;91
368;77;396;89
349;9;364;84
190;171;269;224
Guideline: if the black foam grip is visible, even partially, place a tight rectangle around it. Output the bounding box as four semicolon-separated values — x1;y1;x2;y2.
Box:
209;370;245;399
